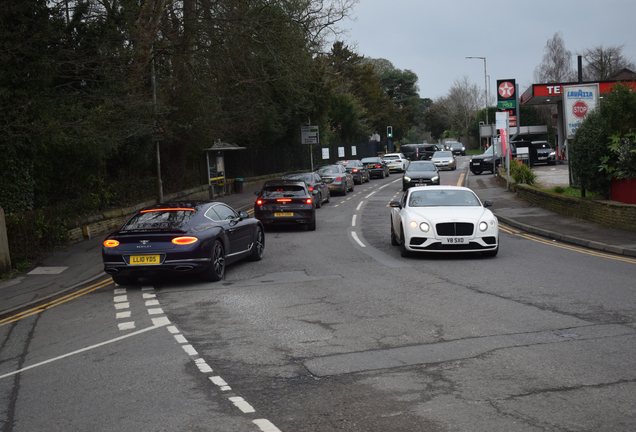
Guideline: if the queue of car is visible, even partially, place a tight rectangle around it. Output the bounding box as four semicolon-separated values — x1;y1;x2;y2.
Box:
101;146;495;285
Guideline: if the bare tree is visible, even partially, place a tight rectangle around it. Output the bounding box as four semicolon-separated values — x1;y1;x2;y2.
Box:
436;76;482;144
533;32;574;83
580;44;636;81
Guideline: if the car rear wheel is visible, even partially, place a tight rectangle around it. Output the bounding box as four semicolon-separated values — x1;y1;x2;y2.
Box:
316;193;322;208
308;216;316;231
248;227;264;261
342;186;347;196
324;190;330;203
203;240;225;281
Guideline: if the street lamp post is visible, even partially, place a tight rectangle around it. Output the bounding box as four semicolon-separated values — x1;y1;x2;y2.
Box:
466;56;488;152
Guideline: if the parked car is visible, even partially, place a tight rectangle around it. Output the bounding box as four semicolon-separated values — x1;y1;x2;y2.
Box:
102;201;264;284
469;142;517;175
339;160;370;184
382;153;409;172
316;164;354;195
361;157;390;178
389;186;499;257
532;141;557;165
402;161;440;190
448;142;466;156
280;171;330;208
401;144;443;161
253;180;316;231
431;150;457;171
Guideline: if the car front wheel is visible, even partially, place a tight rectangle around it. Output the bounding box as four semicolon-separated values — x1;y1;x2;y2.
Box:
390;221;399;246
399;226;411;257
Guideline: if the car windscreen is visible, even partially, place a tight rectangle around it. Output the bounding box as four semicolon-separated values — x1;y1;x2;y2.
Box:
532;142;551;149
361;158;381;163
341;161;360;167
383;155;399;160
281;173;313;182
408;190;481;207
433;151;452;158
261;185;306;198
450;143;463;148
407;163;436;171
123;208;195;231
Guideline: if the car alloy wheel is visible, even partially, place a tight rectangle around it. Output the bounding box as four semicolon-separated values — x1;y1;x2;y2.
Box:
204;240;225;281
249;227;264;261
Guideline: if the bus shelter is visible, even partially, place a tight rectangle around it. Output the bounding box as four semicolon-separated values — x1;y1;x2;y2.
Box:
204;141;246;199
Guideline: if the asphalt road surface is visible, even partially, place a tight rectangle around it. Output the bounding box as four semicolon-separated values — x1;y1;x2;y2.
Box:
2;158;636;431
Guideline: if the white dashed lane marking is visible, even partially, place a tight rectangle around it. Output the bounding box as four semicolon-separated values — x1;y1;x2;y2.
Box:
112;286;282;432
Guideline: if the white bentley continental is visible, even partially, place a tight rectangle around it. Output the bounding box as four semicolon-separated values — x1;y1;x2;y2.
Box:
390;186;499;257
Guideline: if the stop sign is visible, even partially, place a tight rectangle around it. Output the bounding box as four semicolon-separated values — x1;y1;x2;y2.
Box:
573;100;588;118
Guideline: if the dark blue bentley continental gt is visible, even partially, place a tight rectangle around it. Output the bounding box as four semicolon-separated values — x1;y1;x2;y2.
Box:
102;201;264;285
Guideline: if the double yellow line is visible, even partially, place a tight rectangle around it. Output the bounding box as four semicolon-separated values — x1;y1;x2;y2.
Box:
0;277;113;327
500;224;636;264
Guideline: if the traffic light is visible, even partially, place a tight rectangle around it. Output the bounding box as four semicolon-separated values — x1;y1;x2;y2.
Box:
387;126;393;138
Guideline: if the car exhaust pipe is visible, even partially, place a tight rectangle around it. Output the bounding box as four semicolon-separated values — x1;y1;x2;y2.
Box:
105;268;118;274
174;266;194;272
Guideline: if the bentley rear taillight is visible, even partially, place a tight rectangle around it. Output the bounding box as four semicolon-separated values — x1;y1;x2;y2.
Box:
103;239;120;248
172;236;198;245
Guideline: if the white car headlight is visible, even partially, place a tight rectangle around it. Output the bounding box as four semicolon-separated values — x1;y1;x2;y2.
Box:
432;176;439;182
479;221;488;232
404;176;411;182
420;222;430;232
409;221;418;229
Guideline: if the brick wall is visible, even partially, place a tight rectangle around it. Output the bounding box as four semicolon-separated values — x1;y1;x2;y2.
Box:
513;184;636;232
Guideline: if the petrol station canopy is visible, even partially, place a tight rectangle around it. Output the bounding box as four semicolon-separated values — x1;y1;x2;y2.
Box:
521;79;636;106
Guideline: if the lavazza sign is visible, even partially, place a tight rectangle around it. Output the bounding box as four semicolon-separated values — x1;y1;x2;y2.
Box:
563;84;599;139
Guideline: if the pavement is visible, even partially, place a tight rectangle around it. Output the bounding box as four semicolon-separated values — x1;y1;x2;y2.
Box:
2;165;635;318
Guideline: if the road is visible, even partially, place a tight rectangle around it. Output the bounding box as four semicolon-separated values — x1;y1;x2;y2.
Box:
2;157;636;431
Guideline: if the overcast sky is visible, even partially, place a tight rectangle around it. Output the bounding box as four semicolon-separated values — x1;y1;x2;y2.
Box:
338;0;636;101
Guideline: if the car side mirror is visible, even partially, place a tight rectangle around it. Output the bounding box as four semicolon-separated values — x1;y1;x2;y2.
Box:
312;190;319;195
238;211;250;219
484;200;493;207
389;201;402;209
254;191;260;196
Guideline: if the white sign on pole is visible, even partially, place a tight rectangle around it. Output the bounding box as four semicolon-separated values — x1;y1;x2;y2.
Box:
495;111;508;130
351;146;357;156
302;125;320;144
322;147;329;159
338;147;345;158
563;84;599;139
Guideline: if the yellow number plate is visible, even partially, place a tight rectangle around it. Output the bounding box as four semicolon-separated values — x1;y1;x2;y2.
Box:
129;255;160;265
274;212;294;217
